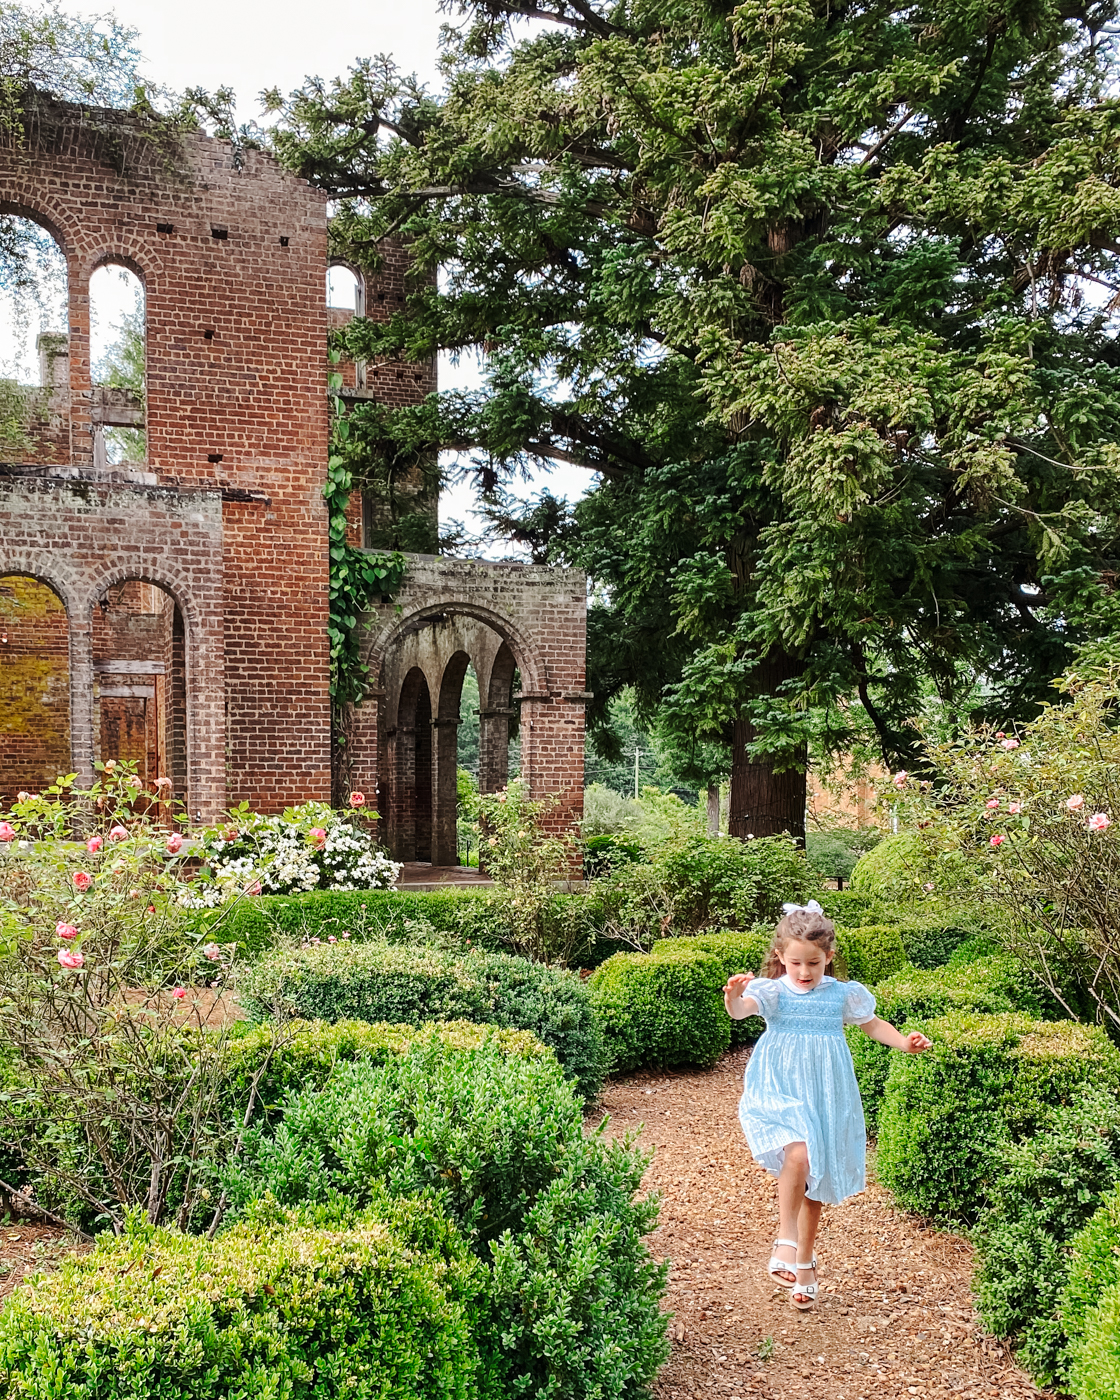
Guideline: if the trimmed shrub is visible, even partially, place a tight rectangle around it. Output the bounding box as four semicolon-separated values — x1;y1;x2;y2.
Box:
849;831;928;897
653;926;771;1044
221;1017;549;1124
836;923;910;985
238;940;604;1101
1065;1189;1120;1374
226;1037;669;1400
817;889;889;926
588;948;729;1073
895;913;977;970
0;1202;482;1400
583;833;643;877
876;1012;1120;1223
849;957;1052;1129
974;1086;1120;1387
1069;1284;1120;1400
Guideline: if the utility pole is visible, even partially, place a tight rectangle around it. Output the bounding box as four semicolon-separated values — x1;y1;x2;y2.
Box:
634;747;641;799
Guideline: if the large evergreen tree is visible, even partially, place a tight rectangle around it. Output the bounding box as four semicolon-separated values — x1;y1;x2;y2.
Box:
269;0;1120;840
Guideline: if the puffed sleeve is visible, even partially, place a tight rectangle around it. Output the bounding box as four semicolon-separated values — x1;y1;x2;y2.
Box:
747;977;780;1018
842;981;877;1025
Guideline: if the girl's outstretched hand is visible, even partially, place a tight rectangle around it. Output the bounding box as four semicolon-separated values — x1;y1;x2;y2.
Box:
905;1031;932;1053
724;972;755;998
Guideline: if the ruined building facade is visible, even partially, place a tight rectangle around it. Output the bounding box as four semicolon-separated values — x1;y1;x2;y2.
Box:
0;97;587;848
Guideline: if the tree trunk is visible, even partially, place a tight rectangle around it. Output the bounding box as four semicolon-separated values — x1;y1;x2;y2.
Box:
706;783;720;836
727;650;807;845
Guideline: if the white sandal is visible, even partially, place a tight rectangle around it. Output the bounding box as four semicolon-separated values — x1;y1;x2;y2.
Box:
767;1239;798;1287
790;1261;818;1311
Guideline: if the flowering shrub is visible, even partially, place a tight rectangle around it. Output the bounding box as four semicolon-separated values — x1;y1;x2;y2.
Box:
187;800;400;906
0;764;260;1231
892;673;1120;1029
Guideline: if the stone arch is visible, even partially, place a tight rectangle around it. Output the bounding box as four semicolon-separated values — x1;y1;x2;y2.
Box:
327;260;364;314
365;600;549;700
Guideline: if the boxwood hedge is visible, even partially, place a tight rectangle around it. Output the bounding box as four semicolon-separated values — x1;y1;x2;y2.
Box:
237;939;604;1101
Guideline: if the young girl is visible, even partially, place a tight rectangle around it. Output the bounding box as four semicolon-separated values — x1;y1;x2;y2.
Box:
724;901;931;1311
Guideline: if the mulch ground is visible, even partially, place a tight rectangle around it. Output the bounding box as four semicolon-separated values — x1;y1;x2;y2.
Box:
593;1047;1054;1400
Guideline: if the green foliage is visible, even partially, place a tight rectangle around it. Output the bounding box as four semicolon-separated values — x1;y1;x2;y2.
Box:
894;913;978;971
588;947;728;1074
0;1203;482;1400
581;783;644;838
219;1017;549;1127
806;828;881;882
1069;1284;1120;1400
1065;1188;1120;1373
652;927;770;1044
974;1087;1120;1387
586;833;817;948
877;1012;1120;1224
816;888;889;926
583;833;643;877
835;924;910;986
849;833;931;899
226;1039;669;1399
269;0;1120;832
237;938;604;1101
900;676;1120;1029
850;957;1054;1128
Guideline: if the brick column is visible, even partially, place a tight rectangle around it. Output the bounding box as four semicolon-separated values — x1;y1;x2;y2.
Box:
478;705;512;793
431;715;460;865
68;603;95;787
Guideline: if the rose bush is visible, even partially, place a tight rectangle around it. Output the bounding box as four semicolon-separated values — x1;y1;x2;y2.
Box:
891;672;1120;1029
0;765;263;1231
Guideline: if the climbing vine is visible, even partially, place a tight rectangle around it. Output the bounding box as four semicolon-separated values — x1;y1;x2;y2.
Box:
326;349;405;708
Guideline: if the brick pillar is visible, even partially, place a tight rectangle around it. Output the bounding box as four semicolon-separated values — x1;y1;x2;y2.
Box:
478;706;512;793
519;692;587;846
68;601;95;787
431;715;460;865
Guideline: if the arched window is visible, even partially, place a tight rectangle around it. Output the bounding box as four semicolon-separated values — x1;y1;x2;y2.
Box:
89;263;145;466
0;213;69;465
0;575;70;803
327;264;362;312
92;580;186;805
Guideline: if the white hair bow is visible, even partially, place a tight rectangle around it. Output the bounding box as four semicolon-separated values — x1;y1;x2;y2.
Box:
782;899;824;915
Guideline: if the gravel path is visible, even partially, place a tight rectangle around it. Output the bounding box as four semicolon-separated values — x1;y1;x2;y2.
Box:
594;1048;1053;1400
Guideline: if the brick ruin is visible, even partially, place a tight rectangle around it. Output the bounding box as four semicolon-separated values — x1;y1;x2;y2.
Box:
0;95;586;845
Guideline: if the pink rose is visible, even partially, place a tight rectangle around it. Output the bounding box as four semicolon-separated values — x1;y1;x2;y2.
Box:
990;834;1005;847
245;879;262;896
86;835;103;853
55;922;78;940
126;776;142;790
103;759;116;773
1067;795;1085;811
1001;738;1020;750
154;776;172;790
72;871;92;891
223;827;239;843
349;791;365;807
202;943;222;961
309;826;327;849
986;798;1000;810
342;931;351;939
56;948;84;969
0;822;14;842
129;889;141;900
165;833;184;855
311;938;321;946
892;770;908;788
108;825;128;843
328;935;337;943
1008;802;1022;815
1088;813;1111;832
171;987;187;1000
16;792;30;802
995;731;1005;740
922;882;934;892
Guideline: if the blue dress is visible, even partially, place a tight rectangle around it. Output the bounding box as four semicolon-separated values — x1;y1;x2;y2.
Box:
738;974;877;1205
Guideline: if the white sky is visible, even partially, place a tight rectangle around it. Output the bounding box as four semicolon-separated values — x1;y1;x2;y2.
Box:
2;0;596;550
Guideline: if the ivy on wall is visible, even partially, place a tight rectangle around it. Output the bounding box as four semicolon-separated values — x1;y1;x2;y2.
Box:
326;351;405;709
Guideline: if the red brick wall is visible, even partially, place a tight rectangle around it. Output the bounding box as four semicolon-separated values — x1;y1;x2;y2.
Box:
0;574;70;803
0;96;332;811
